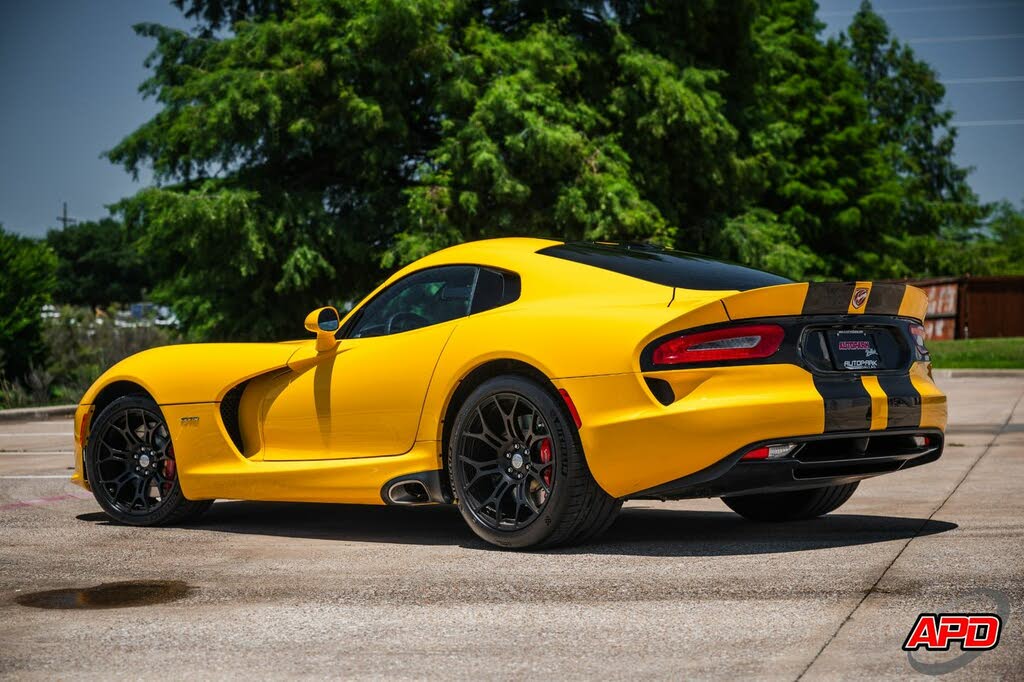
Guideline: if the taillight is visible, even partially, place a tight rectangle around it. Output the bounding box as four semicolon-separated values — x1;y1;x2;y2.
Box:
910;323;930;360
651;324;785;366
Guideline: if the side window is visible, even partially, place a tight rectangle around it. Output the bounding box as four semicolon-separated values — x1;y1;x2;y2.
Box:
349;266;478;338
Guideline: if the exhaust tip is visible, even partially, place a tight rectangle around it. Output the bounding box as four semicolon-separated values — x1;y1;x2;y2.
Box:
381;470;451;505
386;480;431;505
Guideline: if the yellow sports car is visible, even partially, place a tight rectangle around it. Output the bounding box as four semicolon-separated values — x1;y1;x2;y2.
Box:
72;239;946;548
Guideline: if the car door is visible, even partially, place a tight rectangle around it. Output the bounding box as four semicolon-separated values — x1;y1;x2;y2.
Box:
258;266;479;461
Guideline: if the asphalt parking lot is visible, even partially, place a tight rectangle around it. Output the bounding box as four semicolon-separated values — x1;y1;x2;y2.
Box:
1;373;1022;679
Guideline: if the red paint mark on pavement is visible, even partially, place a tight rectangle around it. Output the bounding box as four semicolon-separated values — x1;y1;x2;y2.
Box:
0;493;90;511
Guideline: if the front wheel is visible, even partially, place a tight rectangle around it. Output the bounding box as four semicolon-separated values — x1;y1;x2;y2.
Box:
722;482;859;522
84;395;213;526
448;375;621;549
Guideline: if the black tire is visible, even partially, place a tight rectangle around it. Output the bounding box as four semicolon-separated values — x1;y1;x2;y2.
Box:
722;482;859;522
84;395;213;526
448;375;620;549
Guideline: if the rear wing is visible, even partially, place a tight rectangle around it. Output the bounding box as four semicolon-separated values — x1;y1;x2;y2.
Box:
716;282;929;322
646;281;930;361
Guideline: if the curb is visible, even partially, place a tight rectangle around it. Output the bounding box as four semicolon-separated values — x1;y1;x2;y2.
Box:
932;369;1024;379
0;405;77;423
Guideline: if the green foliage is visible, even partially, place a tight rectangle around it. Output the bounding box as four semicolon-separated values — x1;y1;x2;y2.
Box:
846;1;982;234
720;209;820;279
0;371;55;409
110;0;456;340
747;0;905;279
172;0;284;33
874;200;1024;277
397;21;683;264
0;225;57;379
105;0;990;341
0;307;179;409
45;307;179;398
980;201;1024;275
46;218;151;307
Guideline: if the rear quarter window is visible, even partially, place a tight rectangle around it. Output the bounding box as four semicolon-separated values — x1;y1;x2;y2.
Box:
537;242;791;291
471;268;521;314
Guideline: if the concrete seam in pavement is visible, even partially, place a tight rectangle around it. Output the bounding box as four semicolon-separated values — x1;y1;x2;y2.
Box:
796;385;1024;680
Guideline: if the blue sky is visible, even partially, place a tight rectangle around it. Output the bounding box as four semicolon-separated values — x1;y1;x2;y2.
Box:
819;0;1024;209
1;1;1022;237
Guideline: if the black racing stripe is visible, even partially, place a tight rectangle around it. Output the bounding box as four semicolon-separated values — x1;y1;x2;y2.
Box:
864;283;905;315
812;375;873;432
802;282;856;315
877;374;922;429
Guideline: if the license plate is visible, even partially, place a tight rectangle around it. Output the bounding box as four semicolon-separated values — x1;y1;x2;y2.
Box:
827;329;881;371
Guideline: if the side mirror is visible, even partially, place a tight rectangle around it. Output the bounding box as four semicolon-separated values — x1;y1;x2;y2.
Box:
304;306;340;353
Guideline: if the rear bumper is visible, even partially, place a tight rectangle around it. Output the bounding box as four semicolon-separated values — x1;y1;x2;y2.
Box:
554;361;946;498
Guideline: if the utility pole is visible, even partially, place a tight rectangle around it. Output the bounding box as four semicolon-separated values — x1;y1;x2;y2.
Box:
55;201;77;229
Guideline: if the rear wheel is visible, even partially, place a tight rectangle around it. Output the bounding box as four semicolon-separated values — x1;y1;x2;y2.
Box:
85;395;213;526
722;482;859;522
448;375;620;549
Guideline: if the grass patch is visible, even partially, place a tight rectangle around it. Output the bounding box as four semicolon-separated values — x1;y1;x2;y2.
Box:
928;337;1024;369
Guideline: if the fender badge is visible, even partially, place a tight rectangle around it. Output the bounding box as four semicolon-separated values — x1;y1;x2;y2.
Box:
180;416;200;425
851;287;870;310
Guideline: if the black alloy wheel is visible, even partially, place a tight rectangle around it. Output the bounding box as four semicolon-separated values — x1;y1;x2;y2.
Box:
455;391;556;531
92;406;175;514
449;375;621;549
85;395;212;526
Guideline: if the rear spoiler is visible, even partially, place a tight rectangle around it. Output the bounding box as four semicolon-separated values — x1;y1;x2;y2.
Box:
647;282;929;358
717;282;929;322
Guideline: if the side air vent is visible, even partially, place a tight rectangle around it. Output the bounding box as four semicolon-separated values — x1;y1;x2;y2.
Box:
219;380;249;455
644;377;675;406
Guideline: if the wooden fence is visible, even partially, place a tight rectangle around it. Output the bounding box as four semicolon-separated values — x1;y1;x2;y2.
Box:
902;276;1024;340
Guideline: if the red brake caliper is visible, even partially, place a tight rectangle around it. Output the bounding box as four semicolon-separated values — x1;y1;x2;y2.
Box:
539;438;553;486
163;444;176;494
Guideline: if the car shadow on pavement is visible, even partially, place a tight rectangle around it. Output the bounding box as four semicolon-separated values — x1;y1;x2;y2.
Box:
77;500;957;557
578;507;957;557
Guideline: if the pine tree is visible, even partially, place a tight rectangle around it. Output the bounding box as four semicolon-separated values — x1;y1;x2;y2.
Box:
846;0;982;235
103;0;989;340
742;0;901;278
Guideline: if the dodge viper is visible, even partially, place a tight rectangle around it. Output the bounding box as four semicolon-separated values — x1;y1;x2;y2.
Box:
72;238;947;548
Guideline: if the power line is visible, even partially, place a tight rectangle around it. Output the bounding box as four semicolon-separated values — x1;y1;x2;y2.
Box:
821;2;1024;17
952;119;1024;127
908;32;1024;44
942;75;1024;84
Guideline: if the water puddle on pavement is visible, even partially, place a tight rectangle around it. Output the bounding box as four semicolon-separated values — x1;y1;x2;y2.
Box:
14;580;193;609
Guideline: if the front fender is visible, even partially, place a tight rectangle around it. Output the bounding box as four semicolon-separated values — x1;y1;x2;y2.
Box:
80;342;307;406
